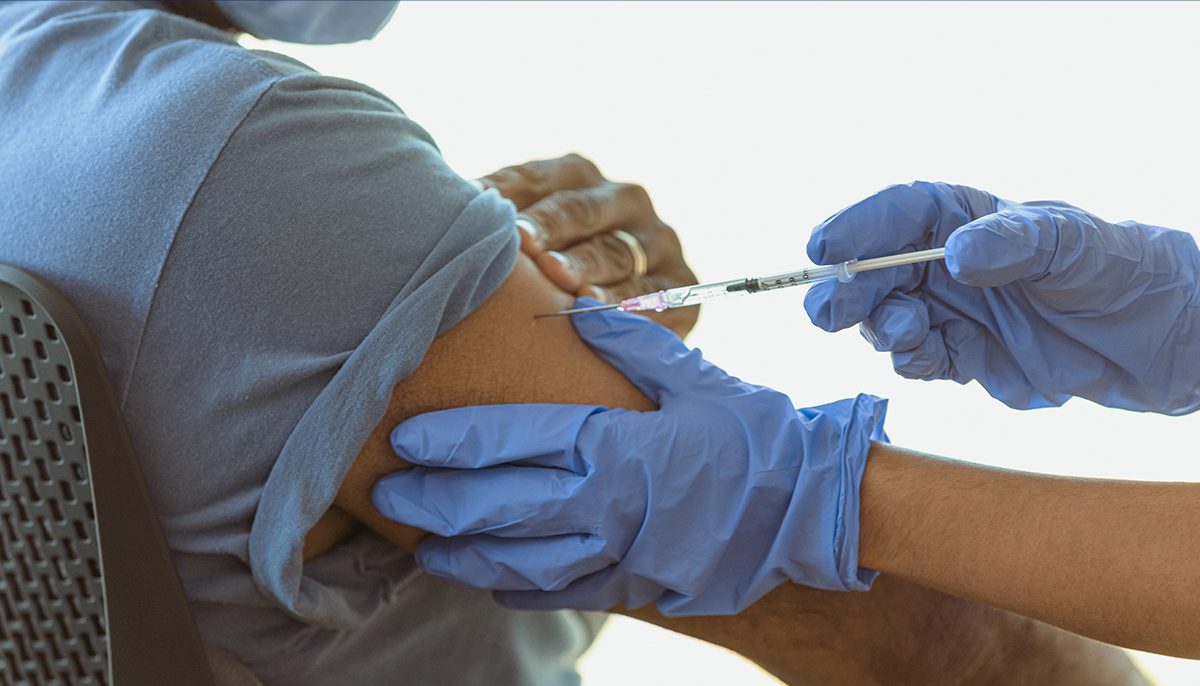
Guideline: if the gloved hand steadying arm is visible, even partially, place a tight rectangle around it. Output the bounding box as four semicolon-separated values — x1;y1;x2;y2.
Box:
372;302;887;616
805;181;1200;414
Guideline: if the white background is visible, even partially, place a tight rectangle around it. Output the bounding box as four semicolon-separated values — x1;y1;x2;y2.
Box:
249;2;1200;683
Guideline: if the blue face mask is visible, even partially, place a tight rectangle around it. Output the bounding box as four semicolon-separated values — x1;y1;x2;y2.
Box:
213;1;400;45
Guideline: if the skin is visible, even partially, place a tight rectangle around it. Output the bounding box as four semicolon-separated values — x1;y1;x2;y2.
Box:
624;576;1146;686
323;254;656;552
860;444;1200;659
479;153;699;337
311;153;696;553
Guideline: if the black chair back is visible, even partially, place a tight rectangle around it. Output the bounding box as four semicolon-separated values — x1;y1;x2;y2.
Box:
0;264;213;685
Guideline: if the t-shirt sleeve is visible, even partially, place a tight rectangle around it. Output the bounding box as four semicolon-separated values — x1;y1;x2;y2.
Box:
124;69;518;625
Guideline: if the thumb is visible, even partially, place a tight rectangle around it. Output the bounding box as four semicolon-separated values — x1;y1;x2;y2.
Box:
571;298;740;402
945;205;1059;288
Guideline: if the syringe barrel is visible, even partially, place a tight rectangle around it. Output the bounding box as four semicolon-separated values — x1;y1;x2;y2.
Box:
753;263;849;291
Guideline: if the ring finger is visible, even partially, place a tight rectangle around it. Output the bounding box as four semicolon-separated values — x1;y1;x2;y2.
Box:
536;226;670;293
517;182;651;253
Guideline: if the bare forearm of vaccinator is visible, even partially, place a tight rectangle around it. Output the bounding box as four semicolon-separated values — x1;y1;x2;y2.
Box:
860;442;1200;658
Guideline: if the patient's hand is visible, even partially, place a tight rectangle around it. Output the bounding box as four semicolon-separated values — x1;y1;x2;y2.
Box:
478;154;699;338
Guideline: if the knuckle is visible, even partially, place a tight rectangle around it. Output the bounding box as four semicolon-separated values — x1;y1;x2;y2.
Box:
488;168;539;201
564;153;603;180
508;161;551;195
486;168;522;190
654;221;683;254
528;201;569;236
555;190;602;229
617;182;652;210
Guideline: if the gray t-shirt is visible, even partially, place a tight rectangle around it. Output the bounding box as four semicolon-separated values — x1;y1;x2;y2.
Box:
0;2;601;683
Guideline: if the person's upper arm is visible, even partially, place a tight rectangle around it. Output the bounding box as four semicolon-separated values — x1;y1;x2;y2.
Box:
126;62;520;626
329;254;656;552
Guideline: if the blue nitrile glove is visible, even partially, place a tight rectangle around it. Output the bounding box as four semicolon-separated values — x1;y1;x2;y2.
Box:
804;181;1200;415
372;301;887;616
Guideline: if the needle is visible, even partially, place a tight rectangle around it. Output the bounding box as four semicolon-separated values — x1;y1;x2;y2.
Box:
534;303;619;318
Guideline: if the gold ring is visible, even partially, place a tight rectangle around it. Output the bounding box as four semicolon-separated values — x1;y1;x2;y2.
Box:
610;229;648;277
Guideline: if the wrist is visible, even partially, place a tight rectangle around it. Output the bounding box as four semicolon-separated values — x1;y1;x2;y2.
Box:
857;442;930;575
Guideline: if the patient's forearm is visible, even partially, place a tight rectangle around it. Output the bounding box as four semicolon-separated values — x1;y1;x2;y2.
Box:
860;443;1200;658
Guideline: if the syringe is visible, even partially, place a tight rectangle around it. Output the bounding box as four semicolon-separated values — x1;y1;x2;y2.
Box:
536;247;946;318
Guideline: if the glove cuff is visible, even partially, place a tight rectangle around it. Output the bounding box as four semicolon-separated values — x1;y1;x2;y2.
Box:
833;394;888;592
785;393;888;592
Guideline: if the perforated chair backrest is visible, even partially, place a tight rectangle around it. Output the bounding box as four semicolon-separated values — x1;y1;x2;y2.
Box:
0;264;214;685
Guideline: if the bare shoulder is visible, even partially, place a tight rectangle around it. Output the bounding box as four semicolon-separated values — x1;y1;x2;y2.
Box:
303;255;654;557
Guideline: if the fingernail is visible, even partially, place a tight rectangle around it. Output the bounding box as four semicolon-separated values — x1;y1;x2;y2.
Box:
579;285;611;303
546;251;578;277
515;216;547;249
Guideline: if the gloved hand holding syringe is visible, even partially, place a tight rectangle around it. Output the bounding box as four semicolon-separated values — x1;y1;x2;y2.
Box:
538;247;946;317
